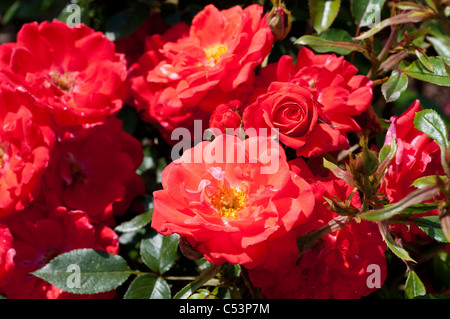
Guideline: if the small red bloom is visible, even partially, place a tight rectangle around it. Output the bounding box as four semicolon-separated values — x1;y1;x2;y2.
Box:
249;159;387;299
0;224;14;287
130;4;273;144
152;134;315;268
209;100;242;134
0;203;119;299
41;117;145;224
0;20;128;129
0;85;55;218
380;100;444;242
243;47;373;157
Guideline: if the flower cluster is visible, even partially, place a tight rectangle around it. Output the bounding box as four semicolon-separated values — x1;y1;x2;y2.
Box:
1;2;448;300
147;4;447;299
0;21;144;298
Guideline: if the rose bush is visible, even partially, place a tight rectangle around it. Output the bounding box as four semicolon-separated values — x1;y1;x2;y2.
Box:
0;0;450;302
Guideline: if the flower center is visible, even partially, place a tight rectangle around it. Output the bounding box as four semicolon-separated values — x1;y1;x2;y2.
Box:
49;70;77;92
63;154;87;189
204;44;227;64
210;185;247;219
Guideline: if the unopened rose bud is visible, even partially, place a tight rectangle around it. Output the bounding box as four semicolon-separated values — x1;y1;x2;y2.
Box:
354;147;379;176
266;0;292;42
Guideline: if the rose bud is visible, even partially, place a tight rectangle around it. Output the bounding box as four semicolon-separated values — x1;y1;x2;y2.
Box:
266;0;292;41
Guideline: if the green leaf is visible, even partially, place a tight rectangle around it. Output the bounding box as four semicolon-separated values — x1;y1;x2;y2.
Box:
124;274;171;299
295;35;375;62
323;158;357;187
415;49;435;72
173;264;221;299
412;175;449;188
381;70;409;102
361;185;440;221
379;221;416;262
115;209;153;233
312;29;354;55
354;11;432;41
351;0;386;27
427;36;450;59
405;270;426;299
140;229;180;275
402;56;450;86
309;0;341;33
413;216;449;243
414;109;450;175
414;109;449;149
32;249;132;295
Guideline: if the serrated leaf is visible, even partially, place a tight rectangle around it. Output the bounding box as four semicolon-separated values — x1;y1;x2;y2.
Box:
295;34;374;62
354;11;432;40
323;158;357;187
351;0;386;27
115;209;153;233
379;222;416;262
124;274;171;299
381;70;409;102
402;56;450;86
307;29;354;55
413;216;449;243
140;229;180;275
414;109;449;149
309;0;341;33
415;49;435;72
427;36;450;59
174;264;220;299
412;175;449;188
405;270;426;299
361;185;440;221
32;249;132;295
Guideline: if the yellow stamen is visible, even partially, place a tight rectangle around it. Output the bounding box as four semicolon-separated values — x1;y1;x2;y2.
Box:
210;185;247;219
204;44;227;64
50;70;77;92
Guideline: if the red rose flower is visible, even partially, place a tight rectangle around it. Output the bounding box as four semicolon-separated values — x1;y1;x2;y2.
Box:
380;100;443;242
0;224;14;287
40;117;145;224
152;134;315;268
0;85;55;218
0;203;119;299
243;81;350;157
243;47;373;157
249;160;387;298
0;20;128;129
209;100;242;134
130;4;273;144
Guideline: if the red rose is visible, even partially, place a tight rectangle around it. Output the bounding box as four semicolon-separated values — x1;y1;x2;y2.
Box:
130;4;273;144
209;100;242;133
0;85;55;218
380;100;443;242
0;204;119;299
244;47;373;157
0;20;128;129
243;81;349;156
152;134;315;268
0;224;14;287
41;118;145;224
249;161;387;298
